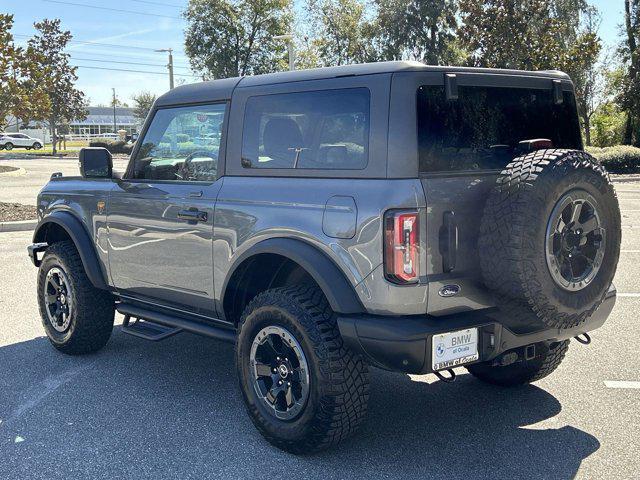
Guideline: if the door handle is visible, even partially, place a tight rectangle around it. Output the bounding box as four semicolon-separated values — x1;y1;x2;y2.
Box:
177;208;208;223
439;211;458;273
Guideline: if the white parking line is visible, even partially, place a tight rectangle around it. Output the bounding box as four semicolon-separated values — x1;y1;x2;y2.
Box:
604;381;640;389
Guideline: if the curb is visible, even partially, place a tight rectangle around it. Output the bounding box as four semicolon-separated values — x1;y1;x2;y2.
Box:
0;219;37;232
0;167;27;176
611;175;640;183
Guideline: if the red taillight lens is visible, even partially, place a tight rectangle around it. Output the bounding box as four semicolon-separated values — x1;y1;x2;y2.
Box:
384;211;419;284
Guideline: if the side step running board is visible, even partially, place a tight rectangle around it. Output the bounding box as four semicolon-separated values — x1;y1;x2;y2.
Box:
122;315;183;341
117;303;236;343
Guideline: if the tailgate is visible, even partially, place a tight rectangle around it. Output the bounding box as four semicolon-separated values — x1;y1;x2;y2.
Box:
421;174;497;315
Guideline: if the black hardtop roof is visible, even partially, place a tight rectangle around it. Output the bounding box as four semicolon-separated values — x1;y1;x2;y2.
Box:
155;60;571;107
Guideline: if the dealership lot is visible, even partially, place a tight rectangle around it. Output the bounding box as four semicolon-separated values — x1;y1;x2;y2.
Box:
0;164;638;479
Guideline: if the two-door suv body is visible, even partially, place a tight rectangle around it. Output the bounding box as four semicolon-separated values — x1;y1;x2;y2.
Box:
29;61;621;453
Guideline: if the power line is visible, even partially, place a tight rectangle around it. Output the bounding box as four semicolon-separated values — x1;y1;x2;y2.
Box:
69;56;192;70
131;0;186;7
13;33;181;53
72;64;200;78
42;0;183;19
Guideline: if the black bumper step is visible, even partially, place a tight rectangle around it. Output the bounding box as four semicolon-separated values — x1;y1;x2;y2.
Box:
121;315;182;341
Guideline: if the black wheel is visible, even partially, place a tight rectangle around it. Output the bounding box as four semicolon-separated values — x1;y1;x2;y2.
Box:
236;285;369;454
37;241;114;354
466;341;570;386
479;149;621;329
25;146;31;150
33;142;42;149
4;142;13;151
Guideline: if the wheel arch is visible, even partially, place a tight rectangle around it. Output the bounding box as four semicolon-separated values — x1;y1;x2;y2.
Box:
33;210;109;290
221;238;364;324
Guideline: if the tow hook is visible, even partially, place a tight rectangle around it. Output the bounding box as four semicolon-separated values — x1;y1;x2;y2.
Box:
434;368;456;383
574;333;591;345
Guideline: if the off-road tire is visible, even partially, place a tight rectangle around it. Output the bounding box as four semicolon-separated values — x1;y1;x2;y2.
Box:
37;241;114;354
466;340;570;386
236;285;369;454
479;149;621;330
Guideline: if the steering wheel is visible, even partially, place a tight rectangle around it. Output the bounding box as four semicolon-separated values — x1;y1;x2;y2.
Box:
175;150;217;180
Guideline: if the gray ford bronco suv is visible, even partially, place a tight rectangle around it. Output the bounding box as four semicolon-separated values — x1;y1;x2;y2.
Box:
29;61;621;453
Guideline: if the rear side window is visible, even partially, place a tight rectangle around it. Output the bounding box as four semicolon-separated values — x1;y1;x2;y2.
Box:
417;85;582;173
242;88;370;170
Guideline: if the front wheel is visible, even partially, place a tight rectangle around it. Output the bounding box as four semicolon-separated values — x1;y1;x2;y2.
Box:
37;241;115;354
4;142;13;151
236;285;370;454
466;341;570;386
32;142;42;150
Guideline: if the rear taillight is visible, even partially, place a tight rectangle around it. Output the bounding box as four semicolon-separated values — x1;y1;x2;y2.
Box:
384;211;419;284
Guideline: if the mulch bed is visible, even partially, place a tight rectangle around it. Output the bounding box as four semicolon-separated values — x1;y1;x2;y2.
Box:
0;202;37;222
0;165;19;174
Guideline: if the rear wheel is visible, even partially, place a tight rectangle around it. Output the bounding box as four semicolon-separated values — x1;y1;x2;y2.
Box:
37;241;115;354
466;341;570;386
236;285;369;454
4;142;13;151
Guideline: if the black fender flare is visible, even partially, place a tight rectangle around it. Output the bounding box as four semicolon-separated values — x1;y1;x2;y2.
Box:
222;238;365;315
33;210;109;290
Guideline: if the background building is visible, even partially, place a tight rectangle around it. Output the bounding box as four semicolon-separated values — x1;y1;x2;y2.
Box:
68;106;139;138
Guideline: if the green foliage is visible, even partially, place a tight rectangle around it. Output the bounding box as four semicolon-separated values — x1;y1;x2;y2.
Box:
591;102;627;147
308;0;378;66
617;0;640;145
184;0;292;79
89;139;133;155
176;133;190;143
586;145;640;173
0;14;50;130
374;0;460;65
132;91;157;122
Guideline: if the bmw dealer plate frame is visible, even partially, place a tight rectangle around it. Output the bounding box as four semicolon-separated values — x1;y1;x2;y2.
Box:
431;328;479;371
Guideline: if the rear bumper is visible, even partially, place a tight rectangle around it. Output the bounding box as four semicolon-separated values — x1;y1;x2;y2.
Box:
337;285;616;374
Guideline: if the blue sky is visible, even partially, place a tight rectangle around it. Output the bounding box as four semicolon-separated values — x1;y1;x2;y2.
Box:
4;0;627;106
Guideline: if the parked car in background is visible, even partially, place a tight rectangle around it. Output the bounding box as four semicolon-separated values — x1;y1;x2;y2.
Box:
0;132;44;150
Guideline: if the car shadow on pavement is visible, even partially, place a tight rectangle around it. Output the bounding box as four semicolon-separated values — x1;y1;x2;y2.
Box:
0;330;599;480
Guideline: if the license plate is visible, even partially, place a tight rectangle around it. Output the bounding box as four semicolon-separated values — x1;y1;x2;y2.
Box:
431;328;479;371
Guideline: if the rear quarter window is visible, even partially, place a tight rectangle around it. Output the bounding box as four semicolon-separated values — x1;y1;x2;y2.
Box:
241;88;370;170
417;85;582;173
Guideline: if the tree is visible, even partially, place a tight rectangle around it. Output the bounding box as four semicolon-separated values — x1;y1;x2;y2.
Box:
132;91;157;122
374;0;462;65
458;0;591;70
307;0;378;66
458;0;601;144
618;0;640;145
184;0;292;79
0;14;49;131
26;19;87;154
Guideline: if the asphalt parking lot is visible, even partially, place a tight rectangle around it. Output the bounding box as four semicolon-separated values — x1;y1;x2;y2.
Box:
0;160;639;479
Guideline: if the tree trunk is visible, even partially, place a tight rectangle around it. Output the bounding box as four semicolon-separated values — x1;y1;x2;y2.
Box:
624;113;634;145
50;117;57;155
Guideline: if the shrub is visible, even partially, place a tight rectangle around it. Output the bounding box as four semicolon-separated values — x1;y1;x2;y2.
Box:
586;145;640;174
176;133;190;143
89;139;133;155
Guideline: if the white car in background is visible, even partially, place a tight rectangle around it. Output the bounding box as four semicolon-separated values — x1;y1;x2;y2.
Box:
0;132;44;150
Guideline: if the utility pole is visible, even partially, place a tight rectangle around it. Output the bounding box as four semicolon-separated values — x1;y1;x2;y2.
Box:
155;48;175;89
112;88;117;134
273;34;295;71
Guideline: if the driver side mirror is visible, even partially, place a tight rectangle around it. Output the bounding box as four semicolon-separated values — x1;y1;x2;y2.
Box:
79;147;113;179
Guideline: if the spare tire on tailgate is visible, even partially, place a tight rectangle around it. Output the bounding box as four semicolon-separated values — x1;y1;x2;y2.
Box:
479;149;621;330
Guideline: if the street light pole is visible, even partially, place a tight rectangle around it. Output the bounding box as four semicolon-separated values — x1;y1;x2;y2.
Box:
112;88;117;134
155;48;175;89
273;34;295;71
